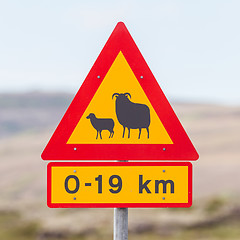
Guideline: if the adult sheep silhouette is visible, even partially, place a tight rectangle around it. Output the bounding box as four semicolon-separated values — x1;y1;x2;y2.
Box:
86;113;114;139
112;93;150;139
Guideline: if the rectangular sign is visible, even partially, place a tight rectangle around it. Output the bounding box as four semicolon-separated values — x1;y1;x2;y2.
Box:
47;162;192;208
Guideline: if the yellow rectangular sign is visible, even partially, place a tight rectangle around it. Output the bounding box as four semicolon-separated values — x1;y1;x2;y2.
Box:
47;162;192;208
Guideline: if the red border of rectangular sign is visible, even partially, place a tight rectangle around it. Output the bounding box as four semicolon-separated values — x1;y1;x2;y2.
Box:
47;162;192;208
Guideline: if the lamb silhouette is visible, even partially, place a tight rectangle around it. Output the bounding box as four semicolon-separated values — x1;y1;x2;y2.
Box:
112;92;150;139
86;113;114;139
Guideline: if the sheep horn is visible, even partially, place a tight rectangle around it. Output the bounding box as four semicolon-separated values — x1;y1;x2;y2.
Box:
124;93;131;99
112;93;120;99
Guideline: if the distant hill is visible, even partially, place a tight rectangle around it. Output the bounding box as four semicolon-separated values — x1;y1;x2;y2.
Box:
1;92;240;139
0;92;74;138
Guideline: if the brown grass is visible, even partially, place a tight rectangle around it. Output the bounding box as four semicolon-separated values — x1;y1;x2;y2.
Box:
1;94;240;239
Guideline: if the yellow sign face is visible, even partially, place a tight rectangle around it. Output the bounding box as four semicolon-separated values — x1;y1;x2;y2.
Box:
67;52;173;144
48;162;192;208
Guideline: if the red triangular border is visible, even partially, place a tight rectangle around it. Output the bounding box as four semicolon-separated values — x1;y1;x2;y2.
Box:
41;22;199;161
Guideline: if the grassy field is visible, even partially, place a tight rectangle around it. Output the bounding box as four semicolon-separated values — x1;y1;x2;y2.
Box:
0;93;240;239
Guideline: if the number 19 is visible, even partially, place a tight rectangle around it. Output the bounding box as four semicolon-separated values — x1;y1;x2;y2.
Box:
95;175;122;194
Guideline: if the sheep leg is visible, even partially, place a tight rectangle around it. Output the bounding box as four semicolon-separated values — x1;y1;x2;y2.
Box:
111;131;114;138
109;131;113;138
96;131;98;139
146;127;149;138
128;128;130;138
138;128;142;139
122;127;125;138
100;131;102;139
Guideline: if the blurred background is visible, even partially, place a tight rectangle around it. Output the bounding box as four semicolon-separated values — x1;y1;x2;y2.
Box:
0;1;240;239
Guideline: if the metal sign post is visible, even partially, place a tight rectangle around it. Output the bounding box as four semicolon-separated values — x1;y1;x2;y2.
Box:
114;207;128;240
114;160;128;240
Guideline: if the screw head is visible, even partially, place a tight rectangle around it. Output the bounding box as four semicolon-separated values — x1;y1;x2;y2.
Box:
163;148;166;151
162;197;165;200
97;75;100;79
74;147;77;151
74;170;77;173
163;170;166;173
140;76;143;79
73;197;76;200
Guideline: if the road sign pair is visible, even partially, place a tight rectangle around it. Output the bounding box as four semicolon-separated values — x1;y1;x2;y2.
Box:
42;22;199;208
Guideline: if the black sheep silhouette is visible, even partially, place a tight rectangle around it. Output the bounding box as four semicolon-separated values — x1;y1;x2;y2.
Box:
112;93;150;139
86;113;114;139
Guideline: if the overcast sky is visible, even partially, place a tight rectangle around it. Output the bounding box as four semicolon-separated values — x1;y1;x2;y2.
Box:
0;1;240;105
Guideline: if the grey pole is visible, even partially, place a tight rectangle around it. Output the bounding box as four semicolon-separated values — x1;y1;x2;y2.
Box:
114;160;128;240
114;207;128;240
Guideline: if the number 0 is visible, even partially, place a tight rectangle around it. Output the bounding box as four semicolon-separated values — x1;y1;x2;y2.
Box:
65;175;79;194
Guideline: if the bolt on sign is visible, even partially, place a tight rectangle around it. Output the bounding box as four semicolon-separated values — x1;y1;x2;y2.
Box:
41;22;199;161
47;162;192;208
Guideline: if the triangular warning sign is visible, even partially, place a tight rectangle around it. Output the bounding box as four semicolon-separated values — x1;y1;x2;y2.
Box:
42;22;199;161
